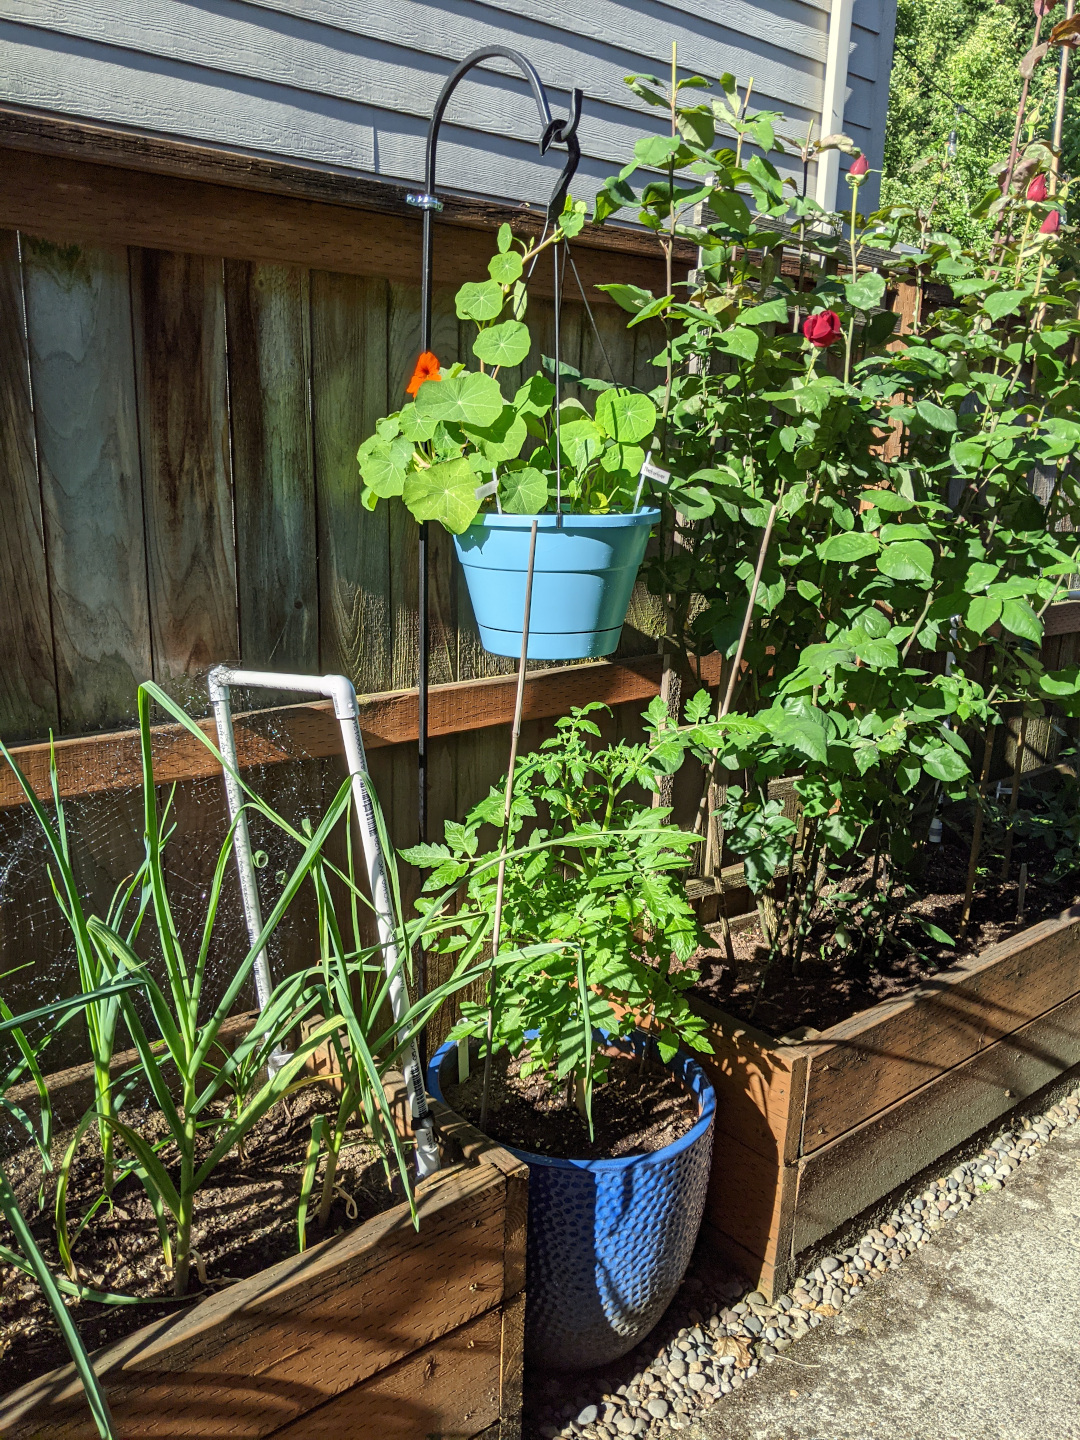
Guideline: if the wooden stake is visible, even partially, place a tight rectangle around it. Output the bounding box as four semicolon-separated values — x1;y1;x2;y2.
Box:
1000;711;1028;882
479;519;539;1133
1017;861;1028;923
959;725;997;941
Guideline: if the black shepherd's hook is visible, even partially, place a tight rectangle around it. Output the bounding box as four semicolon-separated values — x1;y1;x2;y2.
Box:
407;47;583;857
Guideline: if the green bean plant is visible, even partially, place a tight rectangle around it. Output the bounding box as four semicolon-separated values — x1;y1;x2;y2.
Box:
587;60;1080;965
405;698;755;1132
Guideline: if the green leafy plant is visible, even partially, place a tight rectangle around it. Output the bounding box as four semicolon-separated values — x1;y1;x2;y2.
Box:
405;699;748;1131
6;685;488;1298
356;207;662;533
0;983;151;1440
586;59;1080;966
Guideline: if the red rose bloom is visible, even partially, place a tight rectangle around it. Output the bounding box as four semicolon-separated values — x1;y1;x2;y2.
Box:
1027;174;1049;201
849;154;869;177
803;310;842;348
406;350;442;396
1040;210;1061;234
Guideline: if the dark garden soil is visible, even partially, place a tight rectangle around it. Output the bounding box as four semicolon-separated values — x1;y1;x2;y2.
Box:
0;1085;404;1394
445;1050;698;1161
686;832;1080;1038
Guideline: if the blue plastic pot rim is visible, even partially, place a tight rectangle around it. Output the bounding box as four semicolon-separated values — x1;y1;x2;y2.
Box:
429;1030;716;1175
465;509;660;531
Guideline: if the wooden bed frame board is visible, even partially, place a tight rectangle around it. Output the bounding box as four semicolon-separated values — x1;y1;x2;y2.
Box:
0;1100;527;1440
693;904;1080;1297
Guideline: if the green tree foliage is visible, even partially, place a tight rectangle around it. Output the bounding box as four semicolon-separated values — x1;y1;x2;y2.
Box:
882;0;1073;243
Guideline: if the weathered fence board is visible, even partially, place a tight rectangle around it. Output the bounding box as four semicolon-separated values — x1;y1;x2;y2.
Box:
23;237;151;734
225;259;319;679
0;229;58;740
131;247;239;683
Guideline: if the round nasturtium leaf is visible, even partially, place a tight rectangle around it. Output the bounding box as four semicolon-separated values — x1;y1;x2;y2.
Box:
402;456;480;533
473;319;532;369
477;411;528;464
455;278;504;322
488;249;524;284
414;371;505;429
558;418;604;469
500;466;548;514
514;372;556;416
357;434;413;497
399;404;438;442
595;388;657;444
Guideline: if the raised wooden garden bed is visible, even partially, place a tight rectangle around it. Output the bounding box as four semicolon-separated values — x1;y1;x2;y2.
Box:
0;1101;526;1440
695;903;1080;1298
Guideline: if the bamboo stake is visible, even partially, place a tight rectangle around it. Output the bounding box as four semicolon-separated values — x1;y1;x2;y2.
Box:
959;725;997;941
692;491;783;844
479;519;539;1132
1000;711;1028;881
1052;0;1075;189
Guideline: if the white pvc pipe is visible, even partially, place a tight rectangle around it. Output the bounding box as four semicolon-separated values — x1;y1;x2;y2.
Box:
207;666;440;1177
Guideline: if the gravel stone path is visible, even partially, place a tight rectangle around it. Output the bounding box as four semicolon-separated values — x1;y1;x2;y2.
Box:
529;1081;1080;1440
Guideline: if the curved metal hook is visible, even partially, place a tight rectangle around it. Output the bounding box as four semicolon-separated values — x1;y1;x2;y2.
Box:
420;48;583;224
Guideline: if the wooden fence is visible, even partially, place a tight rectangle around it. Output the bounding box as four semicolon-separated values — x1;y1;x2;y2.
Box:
0;136;685;1058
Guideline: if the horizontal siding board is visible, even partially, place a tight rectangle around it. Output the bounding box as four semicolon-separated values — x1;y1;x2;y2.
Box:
0;7;822;176
0;1;894;207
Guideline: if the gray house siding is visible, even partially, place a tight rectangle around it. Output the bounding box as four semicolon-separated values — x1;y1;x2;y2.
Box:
0;0;896;212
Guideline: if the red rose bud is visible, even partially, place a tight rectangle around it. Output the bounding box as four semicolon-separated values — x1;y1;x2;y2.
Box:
1040;209;1061;234
803;310;842;348
849;154;869;177
1027;174;1049;201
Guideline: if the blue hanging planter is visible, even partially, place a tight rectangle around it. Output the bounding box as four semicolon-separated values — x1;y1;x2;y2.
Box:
428;1033;715;1370
452;509;660;660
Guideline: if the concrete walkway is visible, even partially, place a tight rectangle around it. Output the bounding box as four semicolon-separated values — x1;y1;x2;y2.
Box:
689;1121;1080;1440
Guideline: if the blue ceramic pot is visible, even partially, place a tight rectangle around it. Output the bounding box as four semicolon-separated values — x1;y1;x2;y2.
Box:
428;1034;715;1370
452;509;660;660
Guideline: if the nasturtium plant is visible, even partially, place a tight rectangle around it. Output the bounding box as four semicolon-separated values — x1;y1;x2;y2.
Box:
356;204;664;533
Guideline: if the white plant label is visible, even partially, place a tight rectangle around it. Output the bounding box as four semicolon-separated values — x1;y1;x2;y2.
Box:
640;457;671;486
474;477;500;501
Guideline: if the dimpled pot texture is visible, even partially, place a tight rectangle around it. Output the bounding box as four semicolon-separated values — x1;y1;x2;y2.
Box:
429;1034;715;1370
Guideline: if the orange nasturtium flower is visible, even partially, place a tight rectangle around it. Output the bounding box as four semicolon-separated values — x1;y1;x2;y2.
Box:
406;350;442;396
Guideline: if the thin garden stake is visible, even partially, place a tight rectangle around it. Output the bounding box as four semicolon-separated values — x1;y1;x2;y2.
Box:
959;723;997;941
1001;711;1028;881
694;488;783;852
479;519;540;1132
